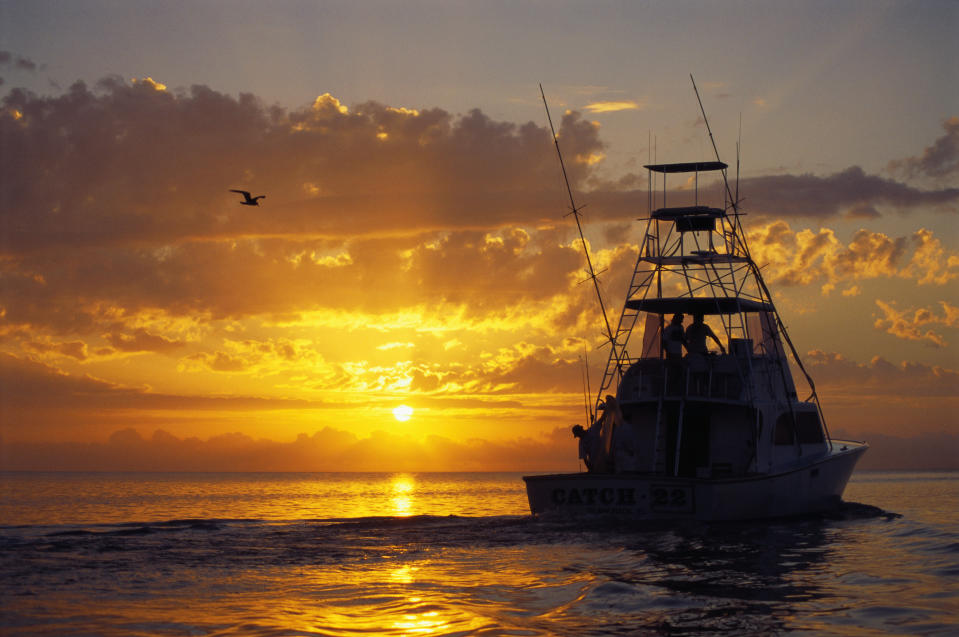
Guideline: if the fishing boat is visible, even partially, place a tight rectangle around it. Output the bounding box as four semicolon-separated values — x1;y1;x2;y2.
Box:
524;83;867;520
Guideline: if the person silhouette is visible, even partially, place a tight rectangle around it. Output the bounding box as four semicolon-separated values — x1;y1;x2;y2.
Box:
663;313;687;359
663;313;687;395
685;313;725;355
572;424;596;471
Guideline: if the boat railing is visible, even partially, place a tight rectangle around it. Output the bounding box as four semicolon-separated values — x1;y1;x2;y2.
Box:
617;352;791;403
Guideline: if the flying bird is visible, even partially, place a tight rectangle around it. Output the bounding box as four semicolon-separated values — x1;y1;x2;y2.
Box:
229;189;266;206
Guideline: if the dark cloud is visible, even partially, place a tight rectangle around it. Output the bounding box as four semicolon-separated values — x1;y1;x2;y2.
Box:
1;422;953;472
1;227;594;339
0;79;602;256
24;339;89;360
2;78;955;340
800;351;957;443
581;167;958;224
888;116;959;181
6;76;950;261
0;78;611;342
831;430;959;471
2;78;957;463
0;352;321;416
844;202;881;219
0;50;38;72
105;327;186;353
0;424;583;472
729;166;959;219
0;350;573;437
805;350;959;398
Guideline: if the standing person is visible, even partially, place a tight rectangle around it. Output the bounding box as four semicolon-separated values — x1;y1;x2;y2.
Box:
685;313;726;355
663;313;687;359
663;313;687;395
572;425;594;471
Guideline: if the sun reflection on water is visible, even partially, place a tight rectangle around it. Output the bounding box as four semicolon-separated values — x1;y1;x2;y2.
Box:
390;474;415;517
393;609;447;635
390;564;418;584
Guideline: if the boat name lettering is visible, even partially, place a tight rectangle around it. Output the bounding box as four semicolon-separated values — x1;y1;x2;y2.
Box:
550;487;636;506
652;487;686;508
650;485;695;513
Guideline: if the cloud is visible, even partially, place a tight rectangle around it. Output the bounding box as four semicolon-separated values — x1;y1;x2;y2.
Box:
746;222;958;293
888;116;959;182
584;165;958;225
805;349;959;397
0;352;322;416
802;351;958;440
830;430;959;471
2;346;955;470
0;50;38;72
0;227;598;349
0;78;613;350
0;425;582;472
873;300;959;347
1;78;607;257
584;100;642;114
2;77;956;468
901;228;959;285
1;423;954;472
732;166;959;218
24;338;89;360
105;327;186;353
0;342;583;438
4;76;951;269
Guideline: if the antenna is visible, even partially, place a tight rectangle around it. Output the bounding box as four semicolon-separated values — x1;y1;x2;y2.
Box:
690;74;737;211
736;113;742;206
539;84;620;364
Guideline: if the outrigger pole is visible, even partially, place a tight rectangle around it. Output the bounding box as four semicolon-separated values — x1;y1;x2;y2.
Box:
689;75;830;443
539;85;621;375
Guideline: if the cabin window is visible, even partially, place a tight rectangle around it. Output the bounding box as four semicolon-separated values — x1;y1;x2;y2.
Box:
774;414;794;445
796;412;825;443
774;412;824;445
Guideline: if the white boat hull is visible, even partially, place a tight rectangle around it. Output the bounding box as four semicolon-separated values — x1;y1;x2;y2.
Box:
524;440;867;521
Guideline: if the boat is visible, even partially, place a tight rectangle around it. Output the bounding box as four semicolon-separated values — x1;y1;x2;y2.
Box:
524;84;867;520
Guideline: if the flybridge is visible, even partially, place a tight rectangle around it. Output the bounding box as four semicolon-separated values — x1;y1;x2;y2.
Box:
644;161;732;229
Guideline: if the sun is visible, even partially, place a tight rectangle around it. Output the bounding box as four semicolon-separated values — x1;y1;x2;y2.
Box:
392;405;414;422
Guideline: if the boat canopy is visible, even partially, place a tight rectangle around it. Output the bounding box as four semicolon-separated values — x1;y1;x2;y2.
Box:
651;205;725;232
651;206;724;220
625;297;773;315
644;161;727;173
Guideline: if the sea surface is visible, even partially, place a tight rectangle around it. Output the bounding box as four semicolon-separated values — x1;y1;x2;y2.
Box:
1;471;957;636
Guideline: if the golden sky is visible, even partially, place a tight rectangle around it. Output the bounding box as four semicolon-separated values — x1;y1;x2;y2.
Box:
1;2;957;470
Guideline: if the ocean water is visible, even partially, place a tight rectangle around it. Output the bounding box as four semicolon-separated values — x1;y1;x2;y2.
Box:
1;471;957;636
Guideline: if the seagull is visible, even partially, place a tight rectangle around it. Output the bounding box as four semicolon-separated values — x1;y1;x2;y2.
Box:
229;189;266;206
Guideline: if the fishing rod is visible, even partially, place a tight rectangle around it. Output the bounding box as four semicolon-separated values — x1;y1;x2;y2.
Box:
539;85;620;371
580;351;593;425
